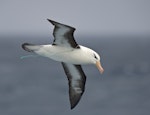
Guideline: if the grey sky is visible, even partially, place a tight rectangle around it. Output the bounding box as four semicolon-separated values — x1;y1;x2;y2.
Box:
0;0;150;36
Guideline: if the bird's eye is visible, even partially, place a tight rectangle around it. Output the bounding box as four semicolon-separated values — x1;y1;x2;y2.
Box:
94;54;98;59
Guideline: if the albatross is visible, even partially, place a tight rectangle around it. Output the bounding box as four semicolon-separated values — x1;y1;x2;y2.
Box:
22;19;104;109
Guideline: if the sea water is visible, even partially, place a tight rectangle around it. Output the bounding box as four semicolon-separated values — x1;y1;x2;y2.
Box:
0;35;150;115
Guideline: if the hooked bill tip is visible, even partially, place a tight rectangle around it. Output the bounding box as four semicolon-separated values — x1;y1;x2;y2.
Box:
96;61;104;74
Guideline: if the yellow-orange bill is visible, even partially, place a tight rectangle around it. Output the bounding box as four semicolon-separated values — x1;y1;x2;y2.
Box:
96;61;104;74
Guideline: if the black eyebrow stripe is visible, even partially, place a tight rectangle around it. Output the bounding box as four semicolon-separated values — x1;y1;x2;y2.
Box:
94;53;98;59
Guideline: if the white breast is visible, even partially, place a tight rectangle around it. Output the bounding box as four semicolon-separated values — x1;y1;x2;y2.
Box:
35;45;93;65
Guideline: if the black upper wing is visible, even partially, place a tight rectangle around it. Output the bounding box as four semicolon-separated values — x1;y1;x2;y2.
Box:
61;62;86;109
47;19;79;48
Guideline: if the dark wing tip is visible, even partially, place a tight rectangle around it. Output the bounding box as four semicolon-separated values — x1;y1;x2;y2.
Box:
22;43;29;51
70;94;83;109
71;105;75;110
47;19;61;26
47;19;55;25
47;18;76;30
22;43;33;52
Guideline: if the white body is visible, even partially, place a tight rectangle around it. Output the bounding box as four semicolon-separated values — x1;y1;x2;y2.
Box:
34;45;98;65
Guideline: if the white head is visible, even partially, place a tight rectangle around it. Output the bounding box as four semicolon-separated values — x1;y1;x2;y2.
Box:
90;50;104;74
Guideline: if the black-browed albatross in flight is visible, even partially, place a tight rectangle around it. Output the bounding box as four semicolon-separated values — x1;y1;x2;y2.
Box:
22;19;104;109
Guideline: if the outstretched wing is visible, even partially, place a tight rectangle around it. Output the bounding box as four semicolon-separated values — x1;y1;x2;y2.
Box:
47;19;79;48
61;62;86;109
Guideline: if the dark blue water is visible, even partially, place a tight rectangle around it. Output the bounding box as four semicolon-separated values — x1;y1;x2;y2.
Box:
0;35;150;115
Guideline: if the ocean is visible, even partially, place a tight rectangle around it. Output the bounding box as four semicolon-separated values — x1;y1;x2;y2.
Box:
0;35;150;115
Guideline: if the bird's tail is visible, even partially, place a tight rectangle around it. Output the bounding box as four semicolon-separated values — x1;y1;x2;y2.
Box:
22;43;42;52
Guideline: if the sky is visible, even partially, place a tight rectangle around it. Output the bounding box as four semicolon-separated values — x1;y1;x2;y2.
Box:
0;0;150;36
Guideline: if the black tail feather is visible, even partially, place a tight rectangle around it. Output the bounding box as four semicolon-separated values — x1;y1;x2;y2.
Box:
22;43;34;52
